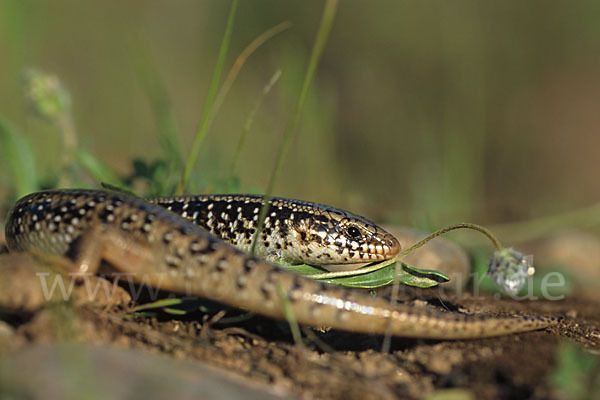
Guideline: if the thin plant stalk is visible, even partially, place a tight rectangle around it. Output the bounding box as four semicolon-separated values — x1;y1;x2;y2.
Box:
488;202;600;243
381;261;402;353
177;0;238;195
276;284;303;346
230;69;282;178
128;35;184;173
213;21;291;120
56;108;78;188
250;0;339;255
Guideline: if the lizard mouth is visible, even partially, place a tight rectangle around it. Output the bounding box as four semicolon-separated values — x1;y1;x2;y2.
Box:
385;233;401;257
361;233;400;260
360;231;401;260
322;232;401;263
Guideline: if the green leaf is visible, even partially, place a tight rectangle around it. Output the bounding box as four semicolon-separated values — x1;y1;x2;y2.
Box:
283;264;325;275
322;262;448;289
402;263;451;282
0;119;38;197
126;158;174;196
284;262;449;289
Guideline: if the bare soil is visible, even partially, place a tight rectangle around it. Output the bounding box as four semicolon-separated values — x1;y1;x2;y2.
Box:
0;247;598;400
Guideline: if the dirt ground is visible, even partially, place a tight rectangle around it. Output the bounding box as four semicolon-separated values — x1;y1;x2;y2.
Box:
0;244;598;400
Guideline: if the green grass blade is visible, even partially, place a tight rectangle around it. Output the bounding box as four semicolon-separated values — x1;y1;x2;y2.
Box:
214;21;291;126
0;119;38;197
74;149;127;188
132;298;183;312
127;36;184;175
162;308;188;316
264;0;338;196
276;283;302;345
230;69;282;182
99;182;138;197
177;0;238;194
251;0;339;255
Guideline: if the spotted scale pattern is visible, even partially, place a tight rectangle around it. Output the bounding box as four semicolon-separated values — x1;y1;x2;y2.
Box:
4;189;561;339
148;194;400;265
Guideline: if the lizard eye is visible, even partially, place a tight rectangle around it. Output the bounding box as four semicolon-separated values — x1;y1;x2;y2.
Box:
345;226;361;239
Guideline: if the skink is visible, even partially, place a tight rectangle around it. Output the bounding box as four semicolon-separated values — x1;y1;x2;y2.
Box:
5;189;559;339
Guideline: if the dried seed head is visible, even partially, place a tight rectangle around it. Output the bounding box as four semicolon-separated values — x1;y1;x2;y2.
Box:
23;68;71;121
488;248;535;295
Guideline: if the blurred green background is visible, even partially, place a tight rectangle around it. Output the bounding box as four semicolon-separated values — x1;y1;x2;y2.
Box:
1;0;599;229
